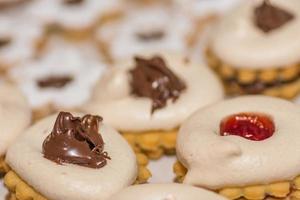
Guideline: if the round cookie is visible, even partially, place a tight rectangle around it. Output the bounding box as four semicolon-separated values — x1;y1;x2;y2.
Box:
175;95;300;200
4;112;150;200
83;52;224;159
0;82;31;172
109;183;227;200
96;4;194;62
9;37;107;121
206;0;300;98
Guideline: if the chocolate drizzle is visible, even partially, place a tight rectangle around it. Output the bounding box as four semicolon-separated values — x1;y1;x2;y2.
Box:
136;30;165;42
43;112;110;169
130;56;186;113
254;0;294;33
37;75;73;89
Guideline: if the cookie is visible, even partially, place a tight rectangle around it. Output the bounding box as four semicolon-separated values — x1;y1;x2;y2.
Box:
9;37;107;120
95;4;195;63
175;96;300;199
82;52;224;159
206;0;300;98
4;112;151;200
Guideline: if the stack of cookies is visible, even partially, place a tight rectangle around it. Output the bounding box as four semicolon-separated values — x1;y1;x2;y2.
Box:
0;0;299;200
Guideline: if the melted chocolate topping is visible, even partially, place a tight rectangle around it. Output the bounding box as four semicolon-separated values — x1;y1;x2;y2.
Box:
136;30;165;42
254;0;294;33
130;56;186;113
43;112;110;168
63;0;84;5
37;75;73;89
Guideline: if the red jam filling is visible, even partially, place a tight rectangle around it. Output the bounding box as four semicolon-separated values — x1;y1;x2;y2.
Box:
220;113;275;141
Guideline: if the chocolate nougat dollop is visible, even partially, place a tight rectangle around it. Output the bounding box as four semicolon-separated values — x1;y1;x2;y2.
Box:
130;56;186;113
254;0;294;33
43;112;110;168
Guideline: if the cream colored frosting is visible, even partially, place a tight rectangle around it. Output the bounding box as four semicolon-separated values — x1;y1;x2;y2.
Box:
83;52;224;132
210;0;300;69
96;5;193;61
0;82;31;156
27;0;121;29
177;95;300;189
6;113;138;200
9;38;106;108
108;183;227;200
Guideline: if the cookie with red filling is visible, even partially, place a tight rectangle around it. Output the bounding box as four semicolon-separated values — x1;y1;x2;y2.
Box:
175;95;300;200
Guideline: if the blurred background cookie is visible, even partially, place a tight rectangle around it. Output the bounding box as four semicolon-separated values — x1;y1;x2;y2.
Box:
95;3;195;63
8;37;107;121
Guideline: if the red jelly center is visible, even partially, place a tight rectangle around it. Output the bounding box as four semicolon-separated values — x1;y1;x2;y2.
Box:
220;113;275;141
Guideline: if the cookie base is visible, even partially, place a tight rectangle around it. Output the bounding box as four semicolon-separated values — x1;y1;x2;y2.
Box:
174;161;300;200
206;48;300;99
0;157;10;173
4;152;151;200
226;79;300;100
122;129;177;160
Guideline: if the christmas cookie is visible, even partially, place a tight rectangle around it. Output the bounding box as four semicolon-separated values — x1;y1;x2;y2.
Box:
109;183;227;200
9;37;106;121
4;112;150;200
206;0;300;99
0;82;31;172
175;95;300;199
96;4;194;63
83;52;224;159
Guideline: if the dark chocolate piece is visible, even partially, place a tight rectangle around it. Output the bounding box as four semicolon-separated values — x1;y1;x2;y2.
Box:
37;75;73;89
254;0;294;33
43;112;110;168
130;56;186;113
136;31;165;42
